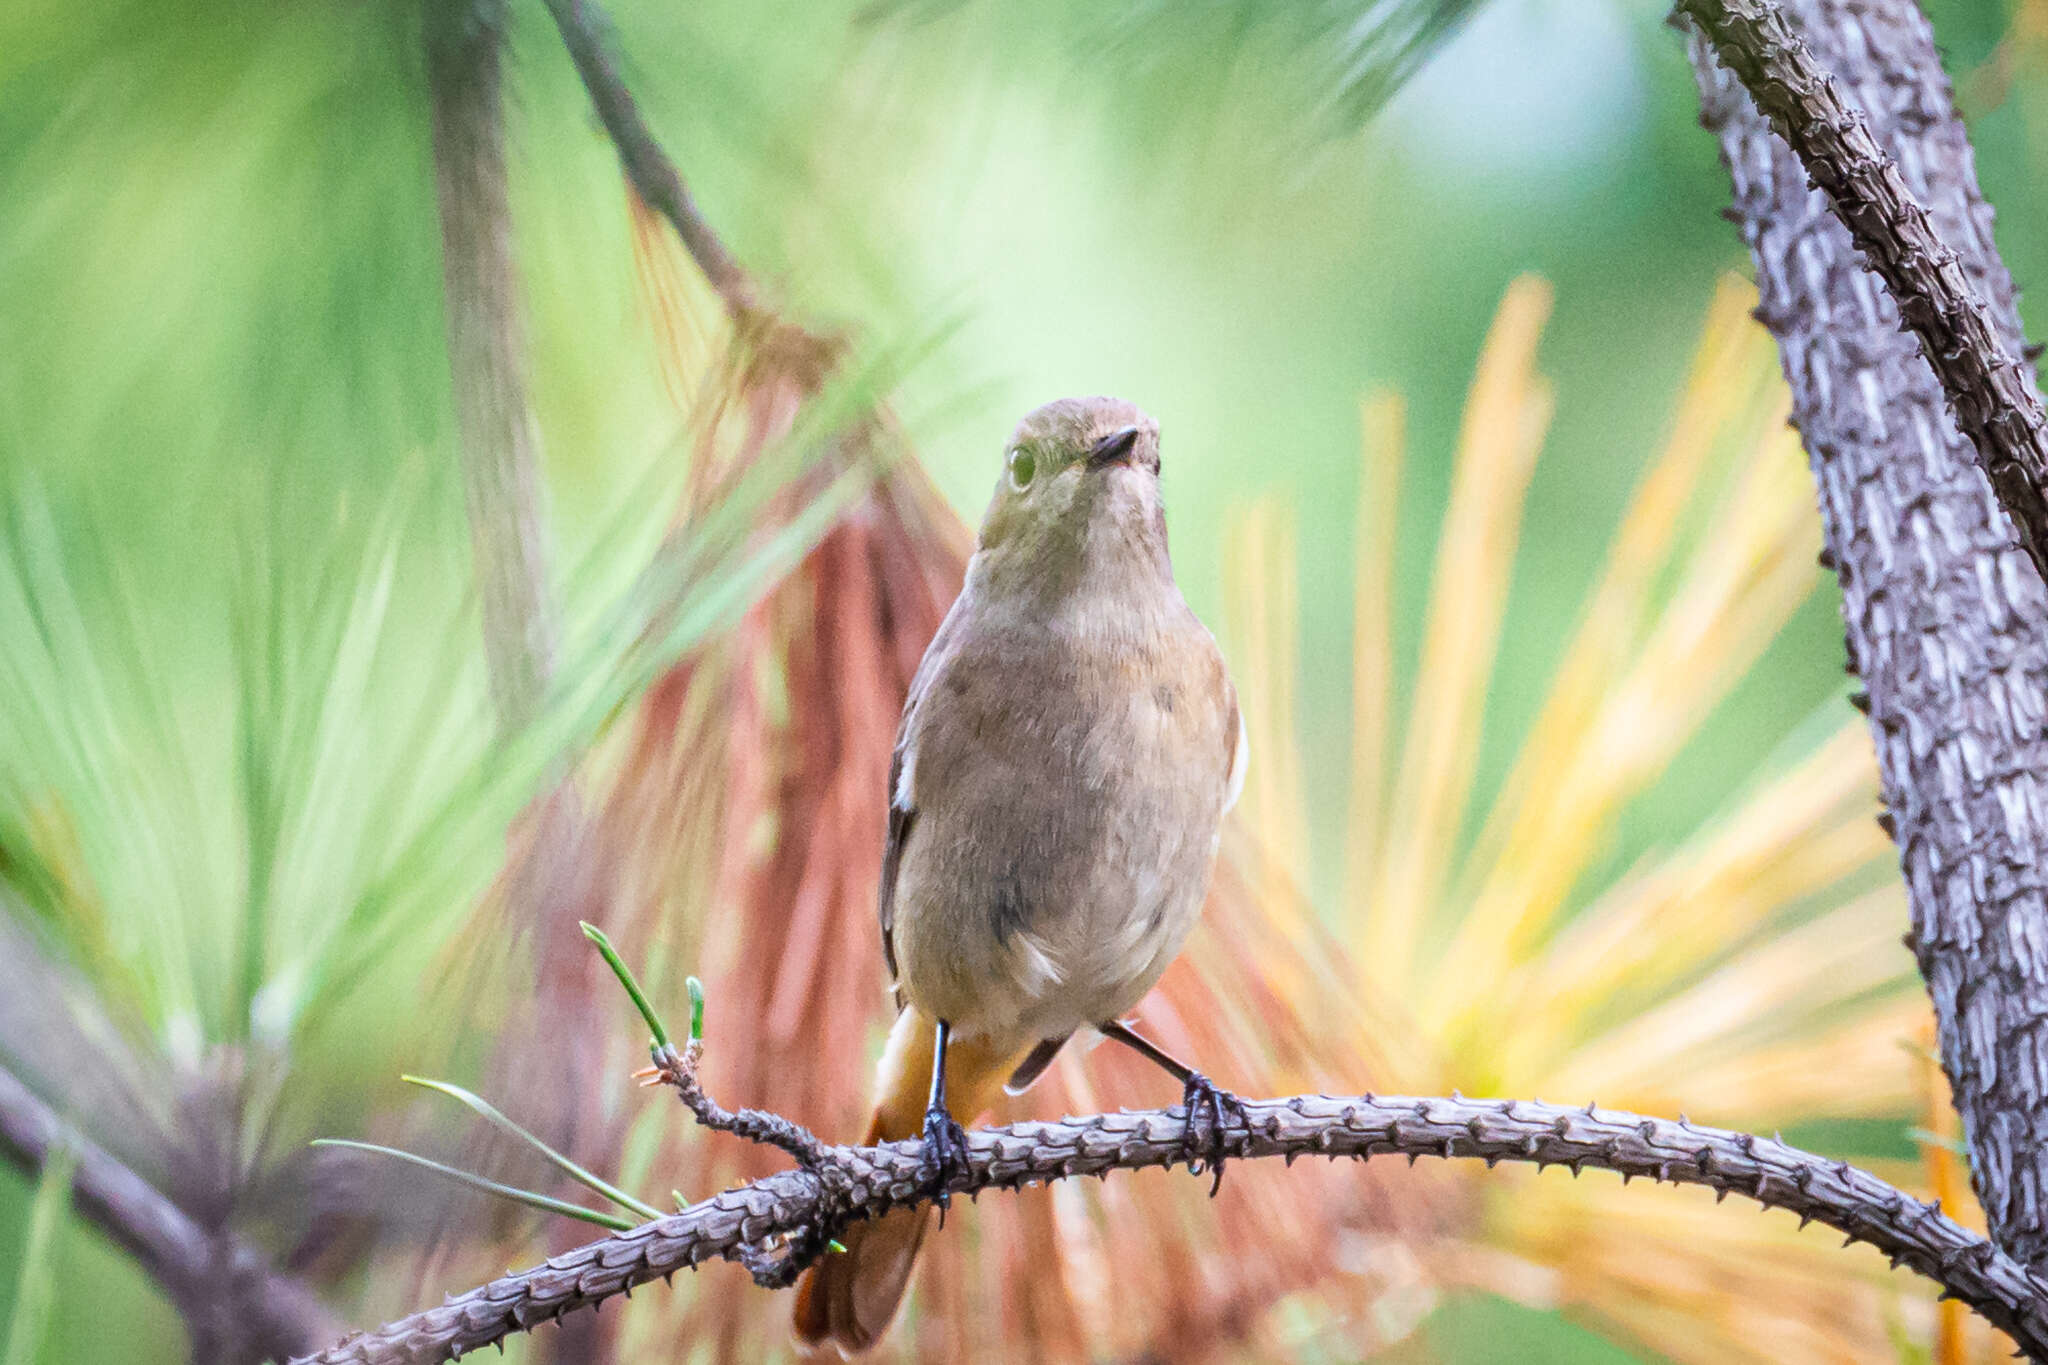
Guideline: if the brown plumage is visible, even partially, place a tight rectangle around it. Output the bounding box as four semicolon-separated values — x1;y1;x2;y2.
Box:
793;397;1246;1354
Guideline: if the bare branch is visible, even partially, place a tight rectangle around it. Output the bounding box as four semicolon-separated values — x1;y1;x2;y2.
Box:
1677;0;2048;581
291;1090;2048;1364
0;1062;340;1362
540;0;760;320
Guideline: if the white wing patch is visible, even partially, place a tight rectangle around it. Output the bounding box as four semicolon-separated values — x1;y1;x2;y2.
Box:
1222;708;1249;814
894;735;918;812
1009;928;1067;996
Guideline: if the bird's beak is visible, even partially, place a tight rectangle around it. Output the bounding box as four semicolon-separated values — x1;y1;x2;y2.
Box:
1086;426;1143;469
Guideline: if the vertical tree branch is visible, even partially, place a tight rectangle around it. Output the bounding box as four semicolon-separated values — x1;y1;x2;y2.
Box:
1682;0;2048;1266
425;0;559;728
423;9;615;1361
1678;0;2048;586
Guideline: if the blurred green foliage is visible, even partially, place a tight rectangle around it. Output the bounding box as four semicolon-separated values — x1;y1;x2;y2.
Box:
0;0;2041;1359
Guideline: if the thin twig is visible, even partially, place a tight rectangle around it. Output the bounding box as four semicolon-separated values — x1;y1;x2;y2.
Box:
641;1040;847;1286
0;1062;340;1361
541;0;760;320
1676;0;2048;582
291;1088;2048;1364
650;1039;833;1170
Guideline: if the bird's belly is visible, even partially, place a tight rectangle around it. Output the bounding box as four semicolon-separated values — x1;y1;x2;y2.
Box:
891;807;1213;1048
1015;879;1198;1038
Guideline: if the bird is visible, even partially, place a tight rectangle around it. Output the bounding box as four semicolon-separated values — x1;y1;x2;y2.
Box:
791;395;1249;1355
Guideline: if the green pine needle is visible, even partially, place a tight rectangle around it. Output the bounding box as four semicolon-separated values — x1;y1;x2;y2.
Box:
311;1139;635;1232
2;1142;77;1365
1906;1127;1971;1159
402;1075;662;1222
581;921;671;1050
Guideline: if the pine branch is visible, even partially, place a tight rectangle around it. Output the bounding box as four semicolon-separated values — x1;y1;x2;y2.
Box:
0;1062;340;1363
1676;0;2048;583
290;1086;2048;1364
1679;0;2048;1269
426;0;560;729
541;0;760;321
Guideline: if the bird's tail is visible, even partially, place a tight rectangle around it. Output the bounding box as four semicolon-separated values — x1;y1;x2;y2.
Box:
792;1007;1020;1356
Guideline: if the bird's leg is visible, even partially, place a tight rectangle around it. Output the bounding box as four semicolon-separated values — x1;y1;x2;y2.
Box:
922;1018;971;1223
1098;1019;1248;1196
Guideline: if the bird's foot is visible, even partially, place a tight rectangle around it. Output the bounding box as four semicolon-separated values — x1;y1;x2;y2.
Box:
921;1103;971;1225
1178;1072;1250;1197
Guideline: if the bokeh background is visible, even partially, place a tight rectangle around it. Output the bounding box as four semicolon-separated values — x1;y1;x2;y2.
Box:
3;0;2047;1359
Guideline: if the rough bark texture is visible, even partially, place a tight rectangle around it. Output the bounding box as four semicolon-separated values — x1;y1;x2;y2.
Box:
1684;0;2048;1268
0;1064;339;1364
1680;0;2048;580
289;1092;2048;1365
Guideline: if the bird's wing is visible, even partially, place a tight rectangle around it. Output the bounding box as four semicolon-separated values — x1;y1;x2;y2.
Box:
878;752;914;992
878;596;967;996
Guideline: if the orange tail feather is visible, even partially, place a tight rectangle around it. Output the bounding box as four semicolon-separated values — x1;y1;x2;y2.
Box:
792;1008;1020;1355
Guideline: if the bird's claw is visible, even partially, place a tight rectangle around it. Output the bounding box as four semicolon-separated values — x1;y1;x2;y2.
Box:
1178;1072;1248;1197
921;1103;971;1226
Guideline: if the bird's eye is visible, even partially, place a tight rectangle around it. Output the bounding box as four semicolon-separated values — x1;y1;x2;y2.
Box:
1008;449;1036;491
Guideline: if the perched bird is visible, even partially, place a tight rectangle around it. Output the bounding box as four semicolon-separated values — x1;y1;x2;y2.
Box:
792;396;1248;1355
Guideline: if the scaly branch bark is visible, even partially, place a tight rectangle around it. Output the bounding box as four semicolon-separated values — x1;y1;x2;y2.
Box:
289;1088;2048;1364
1681;0;2048;1269
1678;0;2048;581
0;1062;340;1362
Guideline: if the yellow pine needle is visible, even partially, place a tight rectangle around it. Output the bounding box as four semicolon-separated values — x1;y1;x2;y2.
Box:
1201;831;1428;1087
625;185;723;416
1436;276;1772;942
1426;410;1819;1029
1489;1173;1920;1363
1537;892;1910;1107
1366;274;1554;985
1585;275;1770;582
1667;996;1923;1123
1497;721;1885;1071
1225;271;1933;1357
1342;393;1405;922
1223;498;1312;951
1195;272;1938;1359
1915;1014;1975;1364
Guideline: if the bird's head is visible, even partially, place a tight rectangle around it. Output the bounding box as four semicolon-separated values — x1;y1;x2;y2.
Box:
972;396;1170;599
